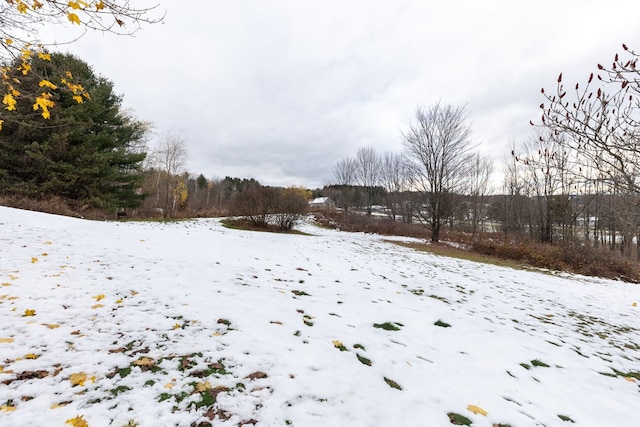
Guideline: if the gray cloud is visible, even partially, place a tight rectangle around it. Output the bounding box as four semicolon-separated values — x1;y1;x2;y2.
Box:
41;0;640;188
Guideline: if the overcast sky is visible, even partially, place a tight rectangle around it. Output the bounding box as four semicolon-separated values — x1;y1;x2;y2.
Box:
45;0;639;188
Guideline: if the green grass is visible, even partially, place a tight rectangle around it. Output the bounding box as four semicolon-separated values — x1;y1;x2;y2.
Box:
383;377;402;390
447;412;472;425
373;322;402;331
434;319;451;328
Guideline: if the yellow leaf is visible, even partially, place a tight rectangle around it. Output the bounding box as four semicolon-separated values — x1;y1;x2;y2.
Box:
0;405;16;412
69;372;87;387
23;309;36;316
93;294;105;301
332;340;344;348
172;323;181;330
51;402;67;409
32;1;43;10
95;1;104;11
43;323;60;329
164;382;174;389
67;13;81;25
633;302;637;307
72;95;84;104
3;94;17;111
31;257;38;263
467;404;488;416
37;52;51;61
0;119;3;131
65;415;88;427
133;357;154;366
0;338;13;343
17;2;28;13
91;304;104;309
116;299;123;304
25;353;39;359
68;1;81;9
5;39;13;45
195;381;211;392
39;80;57;90
1;282;10;287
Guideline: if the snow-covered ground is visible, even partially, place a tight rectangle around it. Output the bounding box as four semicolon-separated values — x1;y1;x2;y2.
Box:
0;206;638;427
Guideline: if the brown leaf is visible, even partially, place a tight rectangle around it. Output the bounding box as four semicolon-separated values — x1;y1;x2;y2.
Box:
244;371;268;380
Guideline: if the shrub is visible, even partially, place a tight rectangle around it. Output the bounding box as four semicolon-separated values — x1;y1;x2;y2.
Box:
229;185;308;230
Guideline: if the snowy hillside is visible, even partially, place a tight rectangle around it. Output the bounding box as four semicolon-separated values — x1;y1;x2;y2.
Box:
0;207;638;426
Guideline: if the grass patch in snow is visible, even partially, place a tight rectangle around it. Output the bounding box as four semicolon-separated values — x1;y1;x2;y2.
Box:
383;377;402;390
434;319;452;328
447;412;472;425
373;322;403;331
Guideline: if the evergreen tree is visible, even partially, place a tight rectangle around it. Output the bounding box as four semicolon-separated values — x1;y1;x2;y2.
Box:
0;53;149;210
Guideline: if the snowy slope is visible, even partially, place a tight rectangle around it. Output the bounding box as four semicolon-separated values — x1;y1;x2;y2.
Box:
0;206;638;427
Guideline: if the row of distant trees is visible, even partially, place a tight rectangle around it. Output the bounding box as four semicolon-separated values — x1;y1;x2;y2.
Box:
325;103;494;243
325;43;640;259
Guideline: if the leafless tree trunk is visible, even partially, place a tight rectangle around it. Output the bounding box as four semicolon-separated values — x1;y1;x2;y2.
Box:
354;147;382;215
380;151;413;221
149;131;188;217
466;152;494;239
402;103;474;242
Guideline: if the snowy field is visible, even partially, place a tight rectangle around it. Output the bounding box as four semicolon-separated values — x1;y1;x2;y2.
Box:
0;206;638;427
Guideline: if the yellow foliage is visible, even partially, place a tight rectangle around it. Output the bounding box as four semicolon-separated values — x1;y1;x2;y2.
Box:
23;309;36;316
67;13;81;25
3;93;17;111
0;405;16;412
96;1;104;11
25;353;38;359
0;337;14;343
43;323;60;329
65;415;89;427
91;304;104;309
39;79;57;90
37;51;51;61
93;294;105;301
73;95;84;104
467;404;488;416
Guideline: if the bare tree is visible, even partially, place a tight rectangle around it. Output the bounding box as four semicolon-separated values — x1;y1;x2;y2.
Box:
539;43;640;193
149;131;188;217
333;157;357;185
380;151;414;221
402;103;475;242
354;146;382;215
466;152;494;239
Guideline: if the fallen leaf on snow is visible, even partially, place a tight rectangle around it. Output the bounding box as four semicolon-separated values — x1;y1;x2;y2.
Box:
43;323;60;329
23;309;36;316
0;405;16;412
25;353;38;359
93;294;105;301
91;304;104;309
623;377;636;382
65;415;89;427
195;381;211;392
69;372;87;387
467;404;488;416
0;338;14;343
133;357;154;367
